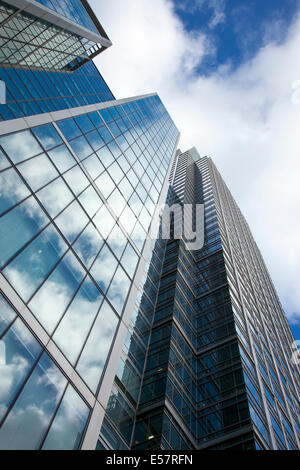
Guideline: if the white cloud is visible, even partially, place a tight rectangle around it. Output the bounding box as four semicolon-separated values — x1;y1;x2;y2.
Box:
208;0;226;29
92;0;300;324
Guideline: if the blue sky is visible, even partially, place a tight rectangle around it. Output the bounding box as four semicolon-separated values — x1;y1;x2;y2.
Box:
94;0;300;345
173;0;299;74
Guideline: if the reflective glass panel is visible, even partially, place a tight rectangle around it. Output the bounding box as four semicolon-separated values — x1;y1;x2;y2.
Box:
73;223;103;269
17;154;58;191
69;136;93;160
53;277;103;365
0;130;42;164
121;243;139;278
76;301;118;392
0;149;10;171
107;265;131;314
78;186;102;218
0;167;30;215
32;124;62;151
42;385;90;450
54;200;89;243
0;352;67;450
96;146;114;167
82;154;104;180
0;197;48;268
37;177;74;218
95;171;115;199
107;224;127;258
57;119;81;141
89;245;118;293
93;204;115;239
0;318;42;422
48;145;76;173
28;252;85;333
63;166;89;196
3;225;67;302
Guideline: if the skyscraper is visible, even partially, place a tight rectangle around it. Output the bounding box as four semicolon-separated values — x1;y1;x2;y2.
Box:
97;149;300;451
0;1;299;452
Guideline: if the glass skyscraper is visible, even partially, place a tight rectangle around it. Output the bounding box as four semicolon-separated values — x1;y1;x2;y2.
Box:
99;150;299;451
0;0;299;451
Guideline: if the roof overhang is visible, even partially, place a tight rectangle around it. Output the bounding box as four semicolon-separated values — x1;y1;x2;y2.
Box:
4;0;112;50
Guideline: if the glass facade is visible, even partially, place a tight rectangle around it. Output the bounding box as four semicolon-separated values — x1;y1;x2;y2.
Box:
0;61;114;121
0;1;104;71
98;150;300;451
0;0;114;121
35;0;100;34
0;93;179;449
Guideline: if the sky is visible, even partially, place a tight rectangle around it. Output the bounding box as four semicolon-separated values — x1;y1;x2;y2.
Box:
91;0;300;342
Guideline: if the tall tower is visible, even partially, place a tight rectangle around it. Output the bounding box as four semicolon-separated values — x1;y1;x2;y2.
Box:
98;149;300;451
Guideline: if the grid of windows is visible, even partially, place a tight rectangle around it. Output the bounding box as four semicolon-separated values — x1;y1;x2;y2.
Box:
0;61;114;120
0;2;102;71
35;0;99;34
0;94;179;449
0;292;90;450
211;159;300;450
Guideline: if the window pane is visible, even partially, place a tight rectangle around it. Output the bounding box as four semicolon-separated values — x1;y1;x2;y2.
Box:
69;136;93;160
94;171;115;199
107;224;127;258
0;318;42;423
73;223;103;269
28;252;85;333
89;245;118;293
121;243;139;278
3;225;67;302
108;188;126;218
75;115;94;134
0;352;67;450
18;154;58;191
93;204;115;239
0;149;10;171
85;130;104;152
32;124;62;151
96;146;114;167
54;200;89;243
53;277;103;364
107;161;123;185
76;301;118;392
0;130;42;164
42;385;90;450
63;165;89;196
0;197;48;268
78;186;102;218
119;205;137;235
82;154;104;180
0;167;30;215
107;265;131;314
48;144;76;173
37;177;74;218
57;118;81;141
